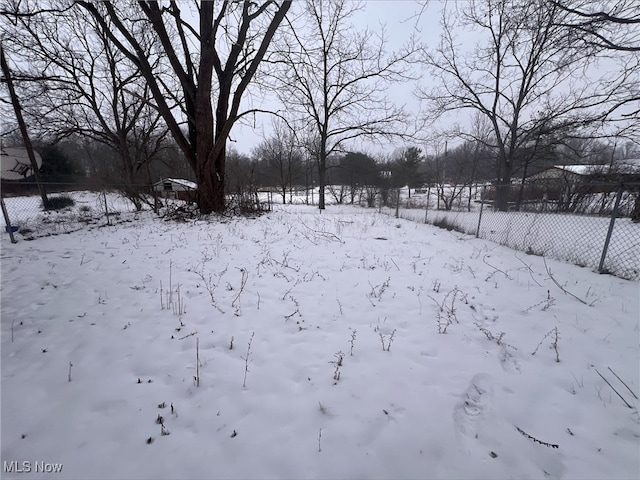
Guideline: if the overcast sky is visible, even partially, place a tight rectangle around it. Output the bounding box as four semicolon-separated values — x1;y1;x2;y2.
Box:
232;1;440;157
232;0;637;159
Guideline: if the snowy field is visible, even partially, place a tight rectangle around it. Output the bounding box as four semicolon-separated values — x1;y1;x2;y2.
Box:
1;203;639;479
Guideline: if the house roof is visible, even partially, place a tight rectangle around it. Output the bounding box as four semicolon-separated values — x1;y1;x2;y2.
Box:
154;178;197;189
550;159;640;175
552;164;605;175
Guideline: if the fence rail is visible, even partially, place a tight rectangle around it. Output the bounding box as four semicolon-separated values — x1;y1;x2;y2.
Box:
384;182;639;281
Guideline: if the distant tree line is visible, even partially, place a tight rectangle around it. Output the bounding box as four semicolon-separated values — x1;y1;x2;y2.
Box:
1;0;637;214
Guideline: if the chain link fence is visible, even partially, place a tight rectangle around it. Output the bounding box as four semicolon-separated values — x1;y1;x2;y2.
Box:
0;185;150;240
3;180;638;280
0;181;278;241
383;182;640;281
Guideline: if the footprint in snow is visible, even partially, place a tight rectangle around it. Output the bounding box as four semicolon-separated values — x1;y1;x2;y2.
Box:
453;373;493;440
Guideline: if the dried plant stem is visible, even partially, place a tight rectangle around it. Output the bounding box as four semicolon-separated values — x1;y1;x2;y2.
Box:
331;351;344;381
551;327;560;362
195;337;200;387
378;329;397;351
349;329;356;356
483;255;512;280
608;366;638;400
595;368;632;408
378;332;386;351
387;329;396;351
242;332;255;388
169;260;173;307
543;257;588;305
531;327;560;362
515;426;558;449
172;284;185;315
232;268;249;314
514;253;543;287
179;331;197;340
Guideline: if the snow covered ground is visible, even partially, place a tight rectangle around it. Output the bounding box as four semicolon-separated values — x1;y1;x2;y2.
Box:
390;206;640;281
1;190;142;239
1;203;639;479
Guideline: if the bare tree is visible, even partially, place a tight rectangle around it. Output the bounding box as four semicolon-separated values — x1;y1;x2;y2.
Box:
551;1;639;221
425;142;467;211
71;0;292;213
299;131;321;205
552;1;640;138
225;147;256;199
552;0;640;52
271;0;416;210
1;4;171;209
417;0;635;211
253;121;303;204
0;41;48;205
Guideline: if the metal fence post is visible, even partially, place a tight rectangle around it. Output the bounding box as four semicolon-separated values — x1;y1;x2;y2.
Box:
598;184;624;274
103;189;111;226
1;196;17;243
424;186;430;224
395;189;400;218
476;185;486;238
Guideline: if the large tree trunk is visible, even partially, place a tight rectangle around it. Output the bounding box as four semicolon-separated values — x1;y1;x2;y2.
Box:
495;159;512;212
75;1;291;216
195;157;220;214
318;139;327;210
208;92;229;214
194;139;226;215
495;181;510;212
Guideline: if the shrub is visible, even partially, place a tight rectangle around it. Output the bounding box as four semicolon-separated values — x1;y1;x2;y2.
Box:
431;216;467;235
432;217;455;231
42;195;75;211
226;188;270;216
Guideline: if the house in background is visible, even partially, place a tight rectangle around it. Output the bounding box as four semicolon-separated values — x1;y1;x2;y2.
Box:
526;164;608;184
521;160;640;213
153;178;197;202
527;160;640;185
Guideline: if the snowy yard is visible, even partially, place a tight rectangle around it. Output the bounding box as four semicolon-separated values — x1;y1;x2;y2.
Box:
1;204;639;479
392;206;640;281
1;191;144;239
